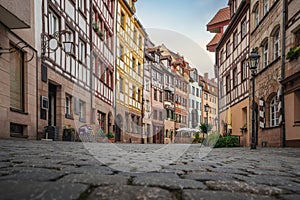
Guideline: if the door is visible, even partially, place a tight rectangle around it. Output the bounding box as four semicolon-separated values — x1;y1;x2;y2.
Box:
48;83;57;126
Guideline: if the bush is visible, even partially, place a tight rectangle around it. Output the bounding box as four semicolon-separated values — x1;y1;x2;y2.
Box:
214;136;240;148
206;132;220;146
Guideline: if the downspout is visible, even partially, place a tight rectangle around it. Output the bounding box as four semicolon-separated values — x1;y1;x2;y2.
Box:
36;50;39;140
90;0;93;124
281;0;287;147
215;48;220;134
113;0;118;136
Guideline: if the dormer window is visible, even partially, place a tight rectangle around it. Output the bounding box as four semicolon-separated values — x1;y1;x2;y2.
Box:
154;54;160;63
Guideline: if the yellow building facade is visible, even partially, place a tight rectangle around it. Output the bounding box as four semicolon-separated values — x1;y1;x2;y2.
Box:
115;0;146;143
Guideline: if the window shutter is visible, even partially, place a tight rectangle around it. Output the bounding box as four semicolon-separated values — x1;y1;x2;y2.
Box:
259;99;265;128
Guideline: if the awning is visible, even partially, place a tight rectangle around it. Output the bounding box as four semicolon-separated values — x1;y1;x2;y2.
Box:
176;128;200;132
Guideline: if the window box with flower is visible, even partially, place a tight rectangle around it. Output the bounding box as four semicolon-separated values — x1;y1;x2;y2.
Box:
287;45;300;61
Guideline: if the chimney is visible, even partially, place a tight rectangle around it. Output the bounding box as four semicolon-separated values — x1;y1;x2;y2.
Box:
204;73;208;80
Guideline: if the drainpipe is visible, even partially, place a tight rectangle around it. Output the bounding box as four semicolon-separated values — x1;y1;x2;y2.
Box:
90;0;93;124
113;0;118;137
281;0;287;147
36;50;39;140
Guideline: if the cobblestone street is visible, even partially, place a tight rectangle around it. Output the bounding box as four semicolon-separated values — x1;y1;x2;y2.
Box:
0;140;300;200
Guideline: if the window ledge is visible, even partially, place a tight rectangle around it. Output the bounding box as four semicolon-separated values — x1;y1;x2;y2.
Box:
79;118;86;123
65;114;74;119
10;108;28;115
262;125;280;130
293;121;300;127
10;133;28;138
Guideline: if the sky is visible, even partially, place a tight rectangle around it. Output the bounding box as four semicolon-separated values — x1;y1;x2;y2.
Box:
135;0;228;78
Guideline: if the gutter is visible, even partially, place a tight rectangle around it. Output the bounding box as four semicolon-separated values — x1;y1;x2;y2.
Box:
281;0;287;147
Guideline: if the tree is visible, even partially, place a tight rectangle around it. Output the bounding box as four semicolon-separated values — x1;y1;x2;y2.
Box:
199;123;212;138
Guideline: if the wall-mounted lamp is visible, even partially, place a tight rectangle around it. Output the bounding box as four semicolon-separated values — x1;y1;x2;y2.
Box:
41;29;74;56
40;29;74;82
0;41;34;62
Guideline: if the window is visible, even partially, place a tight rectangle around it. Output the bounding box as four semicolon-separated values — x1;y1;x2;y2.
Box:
253;3;259;27
65;95;72;117
145;79;150;91
157;73;162;83
159;112;163;121
204;93;208;100
233;68;238;87
79;39;86;63
125;113;129;131
263;41;269;68
154;89;157;100
49;10;59;35
270;96;279;127
79;0;86;13
154;54;160;63
295;29;300;46
132;86;136;100
79;100;85;121
159;91;163;102
153;110;157;120
119;44;124;61
152;69;157;80
226;75;231;93
192;86;195;95
131;115;134;132
138;35;143;49
241;18;247;39
220;50;224;63
65;27;75;54
233;31;238;49
132;57;136;69
10;44;24;111
264;0;269;16
138;62;141;74
98;111;106;132
273;30;280;60
295;90;300;122
242;60;248;81
133;28;137;43
120;12;125;29
138;89;141;102
226;41;231;57
119;77;123;93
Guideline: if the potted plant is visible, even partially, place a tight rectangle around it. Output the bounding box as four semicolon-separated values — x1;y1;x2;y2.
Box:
92;23;103;38
63;124;75;141
287;45;300;61
240;123;247;132
106;132;114;143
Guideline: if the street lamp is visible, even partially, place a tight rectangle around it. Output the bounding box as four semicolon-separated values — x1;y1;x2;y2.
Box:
248;48;260;150
204;103;210;126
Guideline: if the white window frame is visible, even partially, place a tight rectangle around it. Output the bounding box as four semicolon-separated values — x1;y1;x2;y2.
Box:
274;31;280;60
264;0;269;16
263;42;269;68
65;95;71;115
270;96;279;127
49;10;59;35
254;6;259;27
79;39;86;63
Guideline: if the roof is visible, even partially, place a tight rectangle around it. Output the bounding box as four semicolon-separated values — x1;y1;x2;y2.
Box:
207;7;230;27
207;33;222;52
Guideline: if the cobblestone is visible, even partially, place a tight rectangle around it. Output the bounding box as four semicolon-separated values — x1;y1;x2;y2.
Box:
0;140;299;200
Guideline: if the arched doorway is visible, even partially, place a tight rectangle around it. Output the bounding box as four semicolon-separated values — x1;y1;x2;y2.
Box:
115;114;123;142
